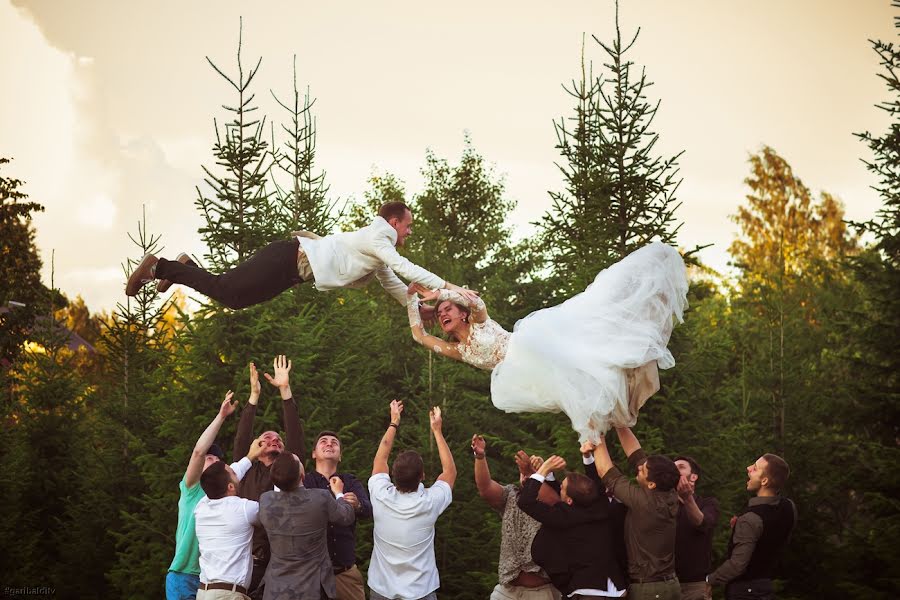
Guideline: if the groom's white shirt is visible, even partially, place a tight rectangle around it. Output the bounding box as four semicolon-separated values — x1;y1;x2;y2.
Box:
296;216;445;305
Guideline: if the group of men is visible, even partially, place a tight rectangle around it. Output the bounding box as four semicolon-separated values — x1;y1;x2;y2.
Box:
164;355;796;600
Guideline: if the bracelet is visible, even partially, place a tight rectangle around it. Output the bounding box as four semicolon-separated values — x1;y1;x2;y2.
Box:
389;422;399;429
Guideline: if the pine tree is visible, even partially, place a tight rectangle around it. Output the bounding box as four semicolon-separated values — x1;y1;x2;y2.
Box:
539;2;689;299
270;56;342;236
196;19;275;269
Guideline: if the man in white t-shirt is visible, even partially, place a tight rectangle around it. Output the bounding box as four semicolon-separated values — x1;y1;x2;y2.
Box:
195;461;260;599
367;401;456;600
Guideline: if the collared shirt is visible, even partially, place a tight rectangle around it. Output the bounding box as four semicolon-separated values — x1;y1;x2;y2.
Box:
304;469;373;568
194;495;260;588
168;457;253;575
367;473;453;599
675;494;720;582
600;449;679;582
708;496;797;586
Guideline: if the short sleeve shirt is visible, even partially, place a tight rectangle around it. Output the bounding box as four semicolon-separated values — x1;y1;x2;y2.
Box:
366;473;452;599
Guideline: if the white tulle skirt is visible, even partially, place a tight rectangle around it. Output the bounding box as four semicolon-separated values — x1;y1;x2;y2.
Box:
490;241;689;442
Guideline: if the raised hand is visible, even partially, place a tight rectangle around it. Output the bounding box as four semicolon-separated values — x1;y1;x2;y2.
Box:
389;399;404;425
263;355;292;389
580;441;596;457
471;434;486;459
219;391;236;418
445;282;480;305
329;476;345;495
247;433;266;461
529;455;544;473
429;406;443;432
515;450;535;477
538;455;566;476
248;362;261;401
676;474;695;502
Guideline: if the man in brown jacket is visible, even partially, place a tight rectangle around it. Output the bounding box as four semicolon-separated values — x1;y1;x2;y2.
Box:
588;427;681;600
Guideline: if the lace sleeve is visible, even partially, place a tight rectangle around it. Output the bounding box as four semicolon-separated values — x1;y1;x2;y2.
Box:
407;294;462;360
437;289;488;323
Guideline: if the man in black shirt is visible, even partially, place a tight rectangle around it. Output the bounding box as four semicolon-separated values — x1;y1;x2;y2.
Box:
673;456;719;600
303;430;372;600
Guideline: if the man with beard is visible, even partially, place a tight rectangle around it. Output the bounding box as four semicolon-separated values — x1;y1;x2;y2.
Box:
232;356;305;599
706;455;796;600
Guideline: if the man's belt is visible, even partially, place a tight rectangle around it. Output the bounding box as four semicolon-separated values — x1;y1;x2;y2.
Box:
200;581;248;595
632;572;678;584
333;564;352;575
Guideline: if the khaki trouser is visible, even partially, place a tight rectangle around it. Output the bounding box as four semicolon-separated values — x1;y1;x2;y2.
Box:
629;579;681;600
489;582;560;600
197;589;250;600
680;581;707;600
334;565;366;600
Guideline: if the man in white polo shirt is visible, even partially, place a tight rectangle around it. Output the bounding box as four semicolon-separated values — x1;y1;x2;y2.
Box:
195;461;260;599
367;401;456;600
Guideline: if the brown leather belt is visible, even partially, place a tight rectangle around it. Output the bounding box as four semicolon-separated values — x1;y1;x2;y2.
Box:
200;581;248;595
333;564;352;575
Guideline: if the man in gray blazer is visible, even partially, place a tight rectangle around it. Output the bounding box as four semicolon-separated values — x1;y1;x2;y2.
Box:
126;201;478;313
258;452;356;600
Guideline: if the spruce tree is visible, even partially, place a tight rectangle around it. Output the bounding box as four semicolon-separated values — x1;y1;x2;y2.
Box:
539;3;689;298
270;56;341;236
196;19;275;269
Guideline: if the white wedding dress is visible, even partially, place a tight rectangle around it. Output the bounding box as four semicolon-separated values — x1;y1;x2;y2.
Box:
413;241;689;442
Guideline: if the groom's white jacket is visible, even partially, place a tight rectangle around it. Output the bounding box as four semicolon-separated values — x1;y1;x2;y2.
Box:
295;216;445;305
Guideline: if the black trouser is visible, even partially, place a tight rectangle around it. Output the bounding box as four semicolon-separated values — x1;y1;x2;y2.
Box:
726;578;775;600
155;239;304;309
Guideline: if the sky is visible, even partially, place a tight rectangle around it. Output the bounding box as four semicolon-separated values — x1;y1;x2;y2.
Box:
1;0;895;312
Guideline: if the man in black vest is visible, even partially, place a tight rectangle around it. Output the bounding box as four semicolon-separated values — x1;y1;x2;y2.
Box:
674;456;719;600
706;454;797;600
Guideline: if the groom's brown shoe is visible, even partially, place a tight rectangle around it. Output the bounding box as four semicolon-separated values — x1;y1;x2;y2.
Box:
157;252;198;293
125;253;159;296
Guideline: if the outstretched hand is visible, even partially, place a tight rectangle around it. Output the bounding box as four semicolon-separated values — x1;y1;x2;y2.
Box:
538;455;566;477
515;450;535;477
263;355;292;389
389;399;404;425
248;362;261;405
471;434;486;459
429;406;443;432
219;391;236;418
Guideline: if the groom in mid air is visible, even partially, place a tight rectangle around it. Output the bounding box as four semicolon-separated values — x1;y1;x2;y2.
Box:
126;201;477;316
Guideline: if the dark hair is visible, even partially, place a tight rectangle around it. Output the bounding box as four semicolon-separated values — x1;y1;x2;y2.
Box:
392;450;424;493
200;461;231;499
270;453;301;491
378;201;411;222
762;453;790;492
565;472;599;506
315;431;342;448
674;455;702;481
645;455;680;492
435;300;471;343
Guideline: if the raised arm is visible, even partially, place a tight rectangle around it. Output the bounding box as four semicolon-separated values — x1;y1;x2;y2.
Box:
407;293;463;361
431;407;457;488
472;435;504;509
614;427;642;459
373;400;403;476
186;392;236;488
232;363;260;461
263;355;306;461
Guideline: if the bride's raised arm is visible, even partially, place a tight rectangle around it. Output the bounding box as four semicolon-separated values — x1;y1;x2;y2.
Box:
407;293;463;361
